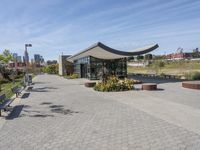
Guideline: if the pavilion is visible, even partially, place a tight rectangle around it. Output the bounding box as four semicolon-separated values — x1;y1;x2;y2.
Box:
59;42;159;79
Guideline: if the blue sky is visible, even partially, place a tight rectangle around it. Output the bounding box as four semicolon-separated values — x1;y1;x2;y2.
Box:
0;0;200;60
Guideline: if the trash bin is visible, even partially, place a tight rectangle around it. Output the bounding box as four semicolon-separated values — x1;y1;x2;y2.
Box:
25;74;32;85
24;74;28;83
28;74;32;84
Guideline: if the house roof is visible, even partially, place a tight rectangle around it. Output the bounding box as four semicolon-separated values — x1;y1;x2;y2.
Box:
67;42;159;61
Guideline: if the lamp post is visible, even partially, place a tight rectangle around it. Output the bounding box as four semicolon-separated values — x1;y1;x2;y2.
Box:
25;44;32;73
24;44;32;84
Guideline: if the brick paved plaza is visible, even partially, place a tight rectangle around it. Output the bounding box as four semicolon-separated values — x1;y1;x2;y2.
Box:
0;74;200;150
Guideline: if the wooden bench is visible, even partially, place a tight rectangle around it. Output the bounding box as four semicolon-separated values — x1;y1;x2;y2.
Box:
85;82;96;87
142;83;157;90
0;94;14;116
11;86;23;97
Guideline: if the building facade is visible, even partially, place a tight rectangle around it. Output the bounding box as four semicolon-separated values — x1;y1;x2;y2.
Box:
73;56;127;79
59;55;73;76
8;62;26;71
165;52;193;60
60;42;159;79
33;54;44;67
46;60;58;65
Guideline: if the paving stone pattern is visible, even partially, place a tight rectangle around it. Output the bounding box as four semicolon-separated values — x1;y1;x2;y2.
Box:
0;75;200;150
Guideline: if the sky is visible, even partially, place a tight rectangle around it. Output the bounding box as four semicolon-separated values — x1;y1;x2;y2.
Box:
0;0;200;60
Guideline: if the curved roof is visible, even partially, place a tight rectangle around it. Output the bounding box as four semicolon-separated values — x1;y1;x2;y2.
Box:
67;42;159;61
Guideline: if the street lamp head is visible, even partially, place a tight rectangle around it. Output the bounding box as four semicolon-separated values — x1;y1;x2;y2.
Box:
25;44;32;47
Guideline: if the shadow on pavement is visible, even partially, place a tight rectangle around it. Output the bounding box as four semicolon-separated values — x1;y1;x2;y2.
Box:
47;104;80;115
29;88;49;92
157;88;165;91
29;114;54;118
50;107;79;115
6;103;80;120
26;86;33;91
49;105;64;108
43;87;58;89
40;102;52;105
129;75;182;84
33;82;49;84
21;93;30;99
29;87;57;92
6;105;24;120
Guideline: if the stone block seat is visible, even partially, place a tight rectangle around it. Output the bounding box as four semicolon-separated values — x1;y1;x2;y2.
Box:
85;82;96;88
182;81;200;90
142;83;157;90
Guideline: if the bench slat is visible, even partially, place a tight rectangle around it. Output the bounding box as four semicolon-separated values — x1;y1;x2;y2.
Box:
0;94;14;116
0;100;11;108
0;94;6;101
11;86;23;97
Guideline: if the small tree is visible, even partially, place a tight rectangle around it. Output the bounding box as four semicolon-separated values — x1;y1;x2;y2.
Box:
0;49;13;81
2;49;13;63
42;64;58;74
153;60;165;74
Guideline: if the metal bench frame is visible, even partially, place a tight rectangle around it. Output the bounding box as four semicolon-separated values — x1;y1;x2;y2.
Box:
0;94;14;116
11;86;23;97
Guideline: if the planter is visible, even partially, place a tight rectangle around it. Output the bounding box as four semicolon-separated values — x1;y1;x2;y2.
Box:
85;82;96;88
182;81;200;90
142;83;157;90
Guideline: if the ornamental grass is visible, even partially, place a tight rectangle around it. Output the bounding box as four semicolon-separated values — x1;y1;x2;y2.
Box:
94;76;134;92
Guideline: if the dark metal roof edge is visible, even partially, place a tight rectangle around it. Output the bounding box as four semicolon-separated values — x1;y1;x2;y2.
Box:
67;42;159;60
67;42;101;60
98;42;159;56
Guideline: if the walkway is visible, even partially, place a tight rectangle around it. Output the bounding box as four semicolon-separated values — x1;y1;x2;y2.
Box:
0;74;200;150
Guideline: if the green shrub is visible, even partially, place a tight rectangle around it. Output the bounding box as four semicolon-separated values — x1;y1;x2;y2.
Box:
152;60;165;74
94;76;134;92
42;64;58;74
65;74;79;79
191;72;200;80
184;71;200;80
159;72;166;78
0;78;9;84
0;77;23;98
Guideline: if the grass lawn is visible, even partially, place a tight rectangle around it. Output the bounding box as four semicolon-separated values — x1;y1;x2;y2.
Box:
128;61;200;75
0;78;23;98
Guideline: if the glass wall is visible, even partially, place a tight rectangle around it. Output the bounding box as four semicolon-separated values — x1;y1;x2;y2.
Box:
74;56;90;78
90;56;127;79
73;56;127;80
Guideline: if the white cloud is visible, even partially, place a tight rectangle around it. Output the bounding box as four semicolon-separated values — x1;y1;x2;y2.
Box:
0;0;200;59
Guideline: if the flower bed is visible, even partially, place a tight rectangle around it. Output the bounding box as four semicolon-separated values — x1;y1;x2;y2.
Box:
94;76;134;92
65;74;79;79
